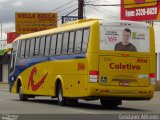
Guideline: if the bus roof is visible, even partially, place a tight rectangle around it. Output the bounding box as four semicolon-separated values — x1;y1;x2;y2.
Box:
61;18;99;27
14;19;99;42
14;19;150;42
100;20;150;29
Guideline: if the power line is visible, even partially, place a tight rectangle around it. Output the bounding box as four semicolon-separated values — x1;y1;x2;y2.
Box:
85;0;159;6
87;5;119;20
58;8;78;18
4;29;15;32
56;8;79;22
3;26;15;31
89;6;104;15
0;0;17;4
84;2;86;18
86;6;102;18
56;3;78;14
88;6;111;16
1;22;2;39
5;0;159;32
62;8;78;18
85;0;97;3
99;6;119;15
4;8;78;32
3;1;78;32
49;0;75;12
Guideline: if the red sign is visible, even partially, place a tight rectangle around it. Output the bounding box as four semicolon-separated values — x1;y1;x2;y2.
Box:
135;0;145;3
7;32;20;43
121;0;160;21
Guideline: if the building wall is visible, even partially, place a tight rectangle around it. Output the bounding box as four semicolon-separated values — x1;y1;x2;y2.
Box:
156;53;160;81
0;54;10;83
2;64;9;83
0;64;2;82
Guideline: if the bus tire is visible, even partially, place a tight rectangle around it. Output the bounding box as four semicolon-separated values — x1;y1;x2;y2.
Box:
19;84;28;101
57;83;67;106
100;99;121;108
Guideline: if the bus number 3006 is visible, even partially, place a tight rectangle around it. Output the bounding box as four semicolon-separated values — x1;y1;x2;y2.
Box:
137;58;148;63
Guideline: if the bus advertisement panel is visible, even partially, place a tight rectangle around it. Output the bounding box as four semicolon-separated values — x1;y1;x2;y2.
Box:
100;22;150;52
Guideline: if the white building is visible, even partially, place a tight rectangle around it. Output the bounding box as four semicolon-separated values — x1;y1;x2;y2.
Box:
0;40;11;83
154;23;160;81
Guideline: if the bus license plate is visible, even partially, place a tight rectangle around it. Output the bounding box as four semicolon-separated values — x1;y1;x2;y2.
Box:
119;82;130;86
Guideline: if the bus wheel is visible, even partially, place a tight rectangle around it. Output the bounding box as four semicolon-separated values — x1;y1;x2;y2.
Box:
100;99;121;108
19;84;28;101
57;83;66;106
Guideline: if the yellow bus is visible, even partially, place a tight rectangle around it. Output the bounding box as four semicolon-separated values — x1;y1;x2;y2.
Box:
9;19;156;107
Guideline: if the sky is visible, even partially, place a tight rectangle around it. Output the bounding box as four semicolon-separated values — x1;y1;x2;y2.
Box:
1;0;160;52
0;0;120;39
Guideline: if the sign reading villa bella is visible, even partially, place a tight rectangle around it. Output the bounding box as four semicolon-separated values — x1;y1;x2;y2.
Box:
16;12;57;34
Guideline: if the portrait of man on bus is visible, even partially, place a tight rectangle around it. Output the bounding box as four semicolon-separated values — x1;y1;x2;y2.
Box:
114;28;137;52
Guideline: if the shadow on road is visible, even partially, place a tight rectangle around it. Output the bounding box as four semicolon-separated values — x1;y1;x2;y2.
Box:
11;98;149;112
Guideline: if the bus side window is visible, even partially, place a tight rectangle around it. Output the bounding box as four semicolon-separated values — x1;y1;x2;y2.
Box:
39;36;46;56
45;35;51;56
74;30;83;53
82;28;90;52
30;38;35;57
11;41;17;69
20;40;26;58
34;37;40;57
50;34;57;55
25;39;30;58
17;41;21;58
68;31;75;54
62;32;69;54
56;33;63;55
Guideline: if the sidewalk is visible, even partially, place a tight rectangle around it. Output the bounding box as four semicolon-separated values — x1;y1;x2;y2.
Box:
0;83;9;91
155;81;160;91
0;82;8;84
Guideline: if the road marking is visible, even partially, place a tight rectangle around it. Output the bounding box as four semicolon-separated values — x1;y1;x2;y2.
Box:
0;100;17;103
0;99;98;114
0;89;9;91
60;107;98;114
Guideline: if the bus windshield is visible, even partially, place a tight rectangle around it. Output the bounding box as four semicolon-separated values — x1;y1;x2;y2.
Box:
100;21;150;52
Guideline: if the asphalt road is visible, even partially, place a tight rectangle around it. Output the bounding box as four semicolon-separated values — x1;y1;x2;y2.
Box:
0;84;160;120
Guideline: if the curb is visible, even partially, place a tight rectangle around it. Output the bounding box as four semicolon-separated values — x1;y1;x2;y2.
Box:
0;89;9;91
0;83;9;85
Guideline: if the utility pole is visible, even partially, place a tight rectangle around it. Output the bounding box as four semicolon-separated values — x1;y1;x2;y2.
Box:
146;20;153;26
78;0;84;19
0;22;2;39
